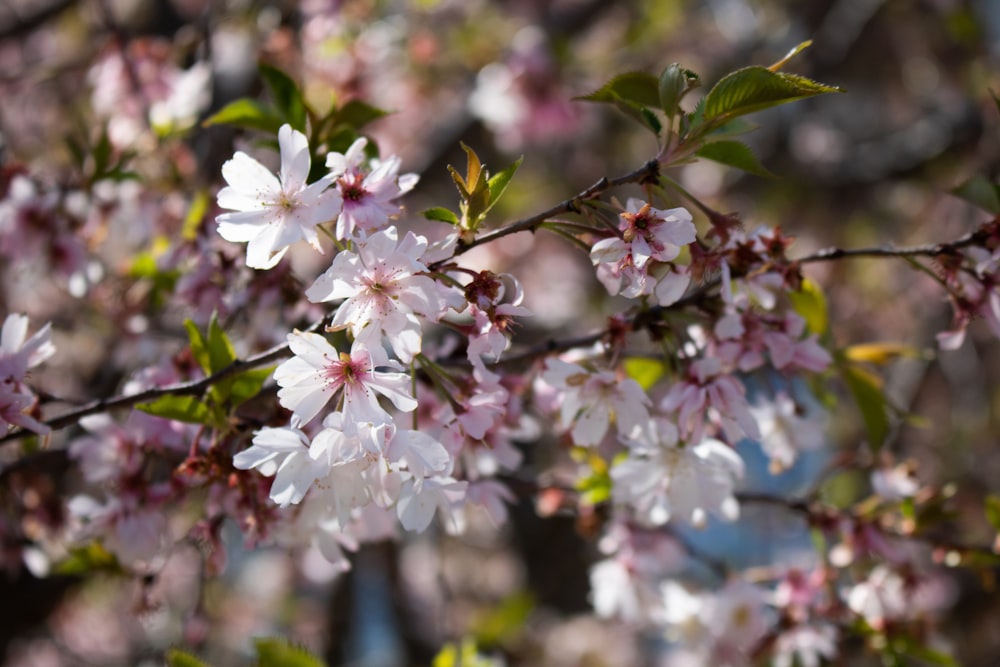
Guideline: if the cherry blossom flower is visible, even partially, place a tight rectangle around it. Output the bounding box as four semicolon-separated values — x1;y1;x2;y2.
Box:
773;623;837;667
749;391;826;473
541;358;651;447
661;357;760;444
591;199;696;302
463;271;532;367
612;420;745;527
1;313;55;434
305;226;457;361
396;475;468;532
273;332;416;427
216;124;342;269
326;137;418;240
233;426;325;508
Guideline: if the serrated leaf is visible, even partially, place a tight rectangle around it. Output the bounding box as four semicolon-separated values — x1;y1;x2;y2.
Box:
842;364;889;450
166;650;211;667
702;66;843;127
844;342;924;365
950;175;1000;214
254;637;326;667
202;98;284;133
639;107;663;134
623;357;666;390
423;207;460;225
485;156;523;214
789;278;828;335
229;366;275;407
986;495;1000;533
335;99;389;129
137;395;212;425
259;64;307;132
577;71;661;109
695;140;773;177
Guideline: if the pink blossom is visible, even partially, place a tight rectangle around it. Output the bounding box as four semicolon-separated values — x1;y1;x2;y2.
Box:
216;124;342;269
541;357;652;447
661;357;760;444
274;333;416;427
326;138;418;240
306;226;457;361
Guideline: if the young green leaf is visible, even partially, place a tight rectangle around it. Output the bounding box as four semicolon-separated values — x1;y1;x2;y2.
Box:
259;64;307;132
165;650;211;667
658;63;700;118
623;357;667;390
985;495;1000;533
842;364;889;450
485;156;523;214
335;99;390;129
767;40;813;72
254;637;326;667
702;66;843;127
423;207;460;225
789;278;829;335
202;98;284;133
950;175;1000;214
206;315;237;374
136;395;212;425
228;366;275;407
184;319;211;376
694;140;774;177
577;71;661;109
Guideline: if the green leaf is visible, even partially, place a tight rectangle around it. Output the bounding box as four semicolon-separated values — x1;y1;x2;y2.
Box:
206;315;237;374
432;640;494;667
658;63;700;118
485;156;523;214
137;395;212;425
259;64;307;132
254;637;326;667
694;140;773;177
577;71;661;109
54;542;119;575
423;207;460;225
842;364;889;450
985;495;1000;533
202;98;284;133
335;99;389;129
183;190;210;241
184;319;212;376
623;358;666;390
639;107;663;135
166;650;211;667
950;175;1000;214
702;66;843;127
228;366;275;407
471;592;534;647
767;40;813;72
92;128;112;179
789;278;829;335
844;342;924;365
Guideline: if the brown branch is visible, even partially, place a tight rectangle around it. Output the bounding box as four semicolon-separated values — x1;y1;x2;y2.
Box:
0;319;326;447
440;159;660;263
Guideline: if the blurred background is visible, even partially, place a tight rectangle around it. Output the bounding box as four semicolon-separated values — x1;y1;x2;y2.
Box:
2;0;1000;665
